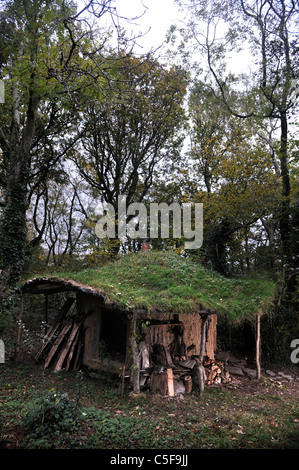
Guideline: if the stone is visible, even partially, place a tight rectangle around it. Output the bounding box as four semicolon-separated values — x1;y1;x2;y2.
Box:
243;367;257;378
278;372;292;381
226;366;244;376
266;370;276;377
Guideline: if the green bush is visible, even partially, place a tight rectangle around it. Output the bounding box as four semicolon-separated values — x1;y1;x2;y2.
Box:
22;389;80;437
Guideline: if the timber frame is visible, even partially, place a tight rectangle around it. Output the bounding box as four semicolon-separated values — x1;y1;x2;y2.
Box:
19;276;218;395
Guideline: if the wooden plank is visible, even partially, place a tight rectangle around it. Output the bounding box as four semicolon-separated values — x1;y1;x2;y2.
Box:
35;297;75;361
65;328;80;371
35;322;61;361
44;321;72;368
73;329;84;371
54;323;80;372
149;371;168;396
167;368;174;397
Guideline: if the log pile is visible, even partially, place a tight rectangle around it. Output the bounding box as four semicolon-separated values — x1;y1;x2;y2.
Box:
140;341;235;396
35;297;84;372
147;358;232;395
203;358;231;385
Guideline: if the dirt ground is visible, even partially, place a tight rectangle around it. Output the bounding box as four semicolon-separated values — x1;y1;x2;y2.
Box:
220;365;299;399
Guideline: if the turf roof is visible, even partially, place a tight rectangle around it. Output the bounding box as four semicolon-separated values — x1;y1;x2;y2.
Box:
22;251;276;323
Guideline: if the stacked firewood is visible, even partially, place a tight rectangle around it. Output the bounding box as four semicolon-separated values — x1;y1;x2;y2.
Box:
203;358;231;385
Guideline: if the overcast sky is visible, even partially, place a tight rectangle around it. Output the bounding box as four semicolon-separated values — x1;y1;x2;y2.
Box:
113;0;181;52
111;0;252;75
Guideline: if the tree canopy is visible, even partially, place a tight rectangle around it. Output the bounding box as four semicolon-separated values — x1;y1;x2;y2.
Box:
0;0;298;362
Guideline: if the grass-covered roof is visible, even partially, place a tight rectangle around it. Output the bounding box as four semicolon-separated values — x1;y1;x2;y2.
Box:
22;251;276;323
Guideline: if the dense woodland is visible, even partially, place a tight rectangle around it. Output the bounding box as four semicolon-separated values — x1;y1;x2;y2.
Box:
0;0;298;364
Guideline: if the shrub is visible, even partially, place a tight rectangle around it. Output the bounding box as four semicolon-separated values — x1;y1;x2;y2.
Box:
22;389;80;437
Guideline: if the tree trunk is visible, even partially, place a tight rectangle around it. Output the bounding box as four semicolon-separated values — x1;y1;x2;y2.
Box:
279;110;291;261
194;314;209;393
0;81;39;286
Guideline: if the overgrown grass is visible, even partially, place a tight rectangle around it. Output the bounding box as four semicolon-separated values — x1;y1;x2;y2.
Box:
0;363;298;449
44;251;275;323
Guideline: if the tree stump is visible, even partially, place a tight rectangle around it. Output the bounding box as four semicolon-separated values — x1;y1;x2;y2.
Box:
149;371;168;396
184;375;192;394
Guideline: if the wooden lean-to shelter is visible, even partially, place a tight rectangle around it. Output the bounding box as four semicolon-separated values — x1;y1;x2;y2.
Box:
19;251;276;395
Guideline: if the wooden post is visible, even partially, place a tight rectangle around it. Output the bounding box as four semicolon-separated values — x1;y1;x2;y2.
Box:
129;310;140;394
256;312;261;380
194;313;209;393
44;294;48;334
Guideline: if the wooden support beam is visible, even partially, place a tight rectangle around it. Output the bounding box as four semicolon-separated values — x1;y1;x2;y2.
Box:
194;313;210;393
66;328;80;371
44;321;72;368
44;294;48;334
35;297;75;361
130;310;140;394
256;312;261;380
54;322;80;372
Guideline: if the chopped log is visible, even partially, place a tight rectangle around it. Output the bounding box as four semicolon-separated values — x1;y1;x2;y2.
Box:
44;321;72;369
54;323;80;372
211;364;221;374
167;368;174;397
184;375;192;394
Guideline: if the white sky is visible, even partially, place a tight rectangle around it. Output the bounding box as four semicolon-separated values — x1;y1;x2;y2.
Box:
114;0;181;52
112;0;252;75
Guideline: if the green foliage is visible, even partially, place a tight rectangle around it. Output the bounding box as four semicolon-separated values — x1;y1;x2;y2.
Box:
0;285;20;347
1;364;298;449
74;53;188;214
21;389;81;438
261;305;299;365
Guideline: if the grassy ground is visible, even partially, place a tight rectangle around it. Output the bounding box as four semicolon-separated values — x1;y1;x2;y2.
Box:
0;361;298;450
